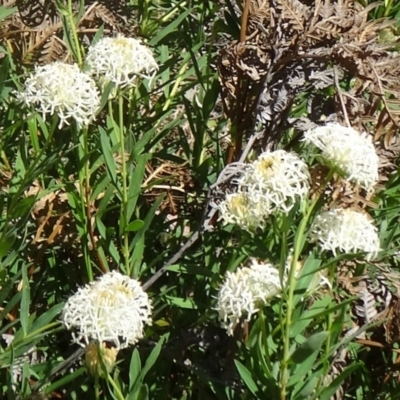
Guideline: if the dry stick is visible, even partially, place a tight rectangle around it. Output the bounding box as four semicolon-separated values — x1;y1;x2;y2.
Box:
142;131;262;291
232;0;252;162
334;65;351;128
240;0;251;43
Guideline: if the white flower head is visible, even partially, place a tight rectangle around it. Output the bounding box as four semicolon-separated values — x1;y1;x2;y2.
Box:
86;35;158;89
303;123;379;191
218;191;268;231
216;260;282;335
62;271;152;349
15;62;100;128
239;150;310;214
309;208;380;261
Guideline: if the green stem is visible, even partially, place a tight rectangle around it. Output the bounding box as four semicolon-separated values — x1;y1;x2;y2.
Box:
384;0;393;17
67;0;83;67
80;127;93;281
279;170;335;399
94;374;100;400
162;59;189;111
279;204;316;399
118;93;130;274
107;374;125;400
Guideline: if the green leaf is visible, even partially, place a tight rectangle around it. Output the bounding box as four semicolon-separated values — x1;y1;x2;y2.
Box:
0;231;17;259
129;349;142;391
293;254;322;306
144;112;183;153
43;367;86;394
137;384;149;400
0;292;21;329
53;0;69;16
290;331;329;364
296;297;355;326
9;148;26;196
97;185;117;215
97;81;116;112
29;303;64;333
128;336;164;400
126;220;145;232
290;295;331;338
126;155;147;223
202;77;219;121
234;360;259;396
141;334;166;378
293;376;319;400
130;195;164;275
149;9;191;45
0;6;17;22
100;126;117;184
90;170;110;199
20;266;30;336
12;196;36;219
319;363;363;400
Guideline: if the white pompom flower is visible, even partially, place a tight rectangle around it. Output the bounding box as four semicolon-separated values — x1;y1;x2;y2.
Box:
86;35;158;89
62;271;152;349
216;150;310;231
218;191;268;231
239;150;310;214
303;123;379;191
16;62;100;129
216;260;283;335
309;208;380;261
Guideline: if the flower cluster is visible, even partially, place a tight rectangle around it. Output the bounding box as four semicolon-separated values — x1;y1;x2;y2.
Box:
240;150;310;212
217;192;267;231
62;271;152;349
216;260;283;335
16;62;100;128
86;36;158;88
309;208;380;261
303;123;378;191
16;36;158;127
218;150;310;231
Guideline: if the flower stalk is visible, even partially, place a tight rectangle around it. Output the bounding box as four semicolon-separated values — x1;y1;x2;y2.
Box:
279;169;334;399
118;93;131;275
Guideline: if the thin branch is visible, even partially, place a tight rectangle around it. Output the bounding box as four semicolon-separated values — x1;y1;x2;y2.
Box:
142;231;200;290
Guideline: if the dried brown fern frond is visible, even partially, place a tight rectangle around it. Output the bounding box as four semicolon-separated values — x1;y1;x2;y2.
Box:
272;0;311;33
87;2;119;28
38;34;66;64
337;260;400;357
0;0;136;65
216;0;400;181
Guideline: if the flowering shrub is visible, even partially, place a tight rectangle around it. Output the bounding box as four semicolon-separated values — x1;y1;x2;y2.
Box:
1;1;399;399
